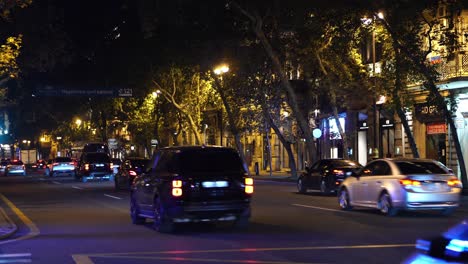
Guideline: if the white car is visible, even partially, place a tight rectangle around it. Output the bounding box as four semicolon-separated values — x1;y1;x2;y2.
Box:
45;157;76;177
338;158;462;216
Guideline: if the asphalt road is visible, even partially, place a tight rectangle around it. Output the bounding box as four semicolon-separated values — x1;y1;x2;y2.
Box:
0;171;467;264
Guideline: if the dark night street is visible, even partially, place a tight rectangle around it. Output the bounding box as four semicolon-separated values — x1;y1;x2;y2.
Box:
0;171;467;264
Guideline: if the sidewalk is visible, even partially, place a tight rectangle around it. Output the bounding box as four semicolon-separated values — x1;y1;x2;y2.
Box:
0;205;17;239
253;170;296;182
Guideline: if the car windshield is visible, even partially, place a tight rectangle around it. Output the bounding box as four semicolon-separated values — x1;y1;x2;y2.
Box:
55;157;71;162
178;150;244;174
395;161;448;174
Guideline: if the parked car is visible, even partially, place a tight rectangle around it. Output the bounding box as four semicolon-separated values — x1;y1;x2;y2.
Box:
297;159;362;195
114;157;149;190
130;146;253;233
45;157;76;177
111;158;122;175
0;159;9;176
5;160;26;176
338;158;462;216
75;152;113;182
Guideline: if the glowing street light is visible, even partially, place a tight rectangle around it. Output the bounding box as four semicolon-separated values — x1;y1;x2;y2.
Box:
75;118;82;127
214;64;229;75
152;90;161;99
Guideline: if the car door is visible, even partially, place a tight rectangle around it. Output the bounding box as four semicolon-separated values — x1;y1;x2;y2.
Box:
307;161;325;189
363;161;392;206
350;162;377;205
139;151;172;212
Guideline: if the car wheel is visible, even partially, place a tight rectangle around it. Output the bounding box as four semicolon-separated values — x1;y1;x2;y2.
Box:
338;188;353;211
379;192;398;216
130;195;145;225
153;197;174;233
320;180;330;195
297;178;307;194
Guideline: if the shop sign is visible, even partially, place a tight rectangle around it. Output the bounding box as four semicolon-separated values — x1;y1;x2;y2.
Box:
427;123;447;134
380;118;394;129
414;103;444;122
358;121;369;131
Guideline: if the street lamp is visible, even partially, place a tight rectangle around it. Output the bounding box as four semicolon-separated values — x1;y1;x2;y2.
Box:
214;64;229;75
75;118;82;127
362;12;384;159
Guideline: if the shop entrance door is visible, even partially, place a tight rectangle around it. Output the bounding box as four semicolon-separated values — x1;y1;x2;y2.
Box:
426;133;446;165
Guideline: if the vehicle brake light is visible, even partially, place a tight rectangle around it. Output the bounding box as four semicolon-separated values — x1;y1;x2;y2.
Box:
399;179;421;186
129;170;137;176
172;180;183;197
110;163;113;168
245;177;254;194
84;164;89;171
333;169;344;175
447;179;462;188
69;162;75;165
53;163;59;166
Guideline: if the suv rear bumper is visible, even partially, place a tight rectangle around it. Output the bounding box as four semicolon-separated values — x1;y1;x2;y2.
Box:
167;201;251;223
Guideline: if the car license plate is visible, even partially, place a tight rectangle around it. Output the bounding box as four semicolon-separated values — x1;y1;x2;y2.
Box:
202;181;229;188
95;164;104;167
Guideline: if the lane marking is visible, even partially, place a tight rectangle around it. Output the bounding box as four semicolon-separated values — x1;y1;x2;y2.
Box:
80;243;416;257
0;194;40;245
104;194;122;200
52;181;61;185
72;255;94;264
72;186;84;190
292;204;342;213
0;259;32;263
0;254;31;258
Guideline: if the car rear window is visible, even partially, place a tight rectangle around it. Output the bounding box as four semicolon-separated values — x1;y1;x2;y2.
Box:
328;160;361;167
395;161;448;174
55;157;72;162
130;159;149;168
85;153;111;163
10;160;23;165
178;150;244;174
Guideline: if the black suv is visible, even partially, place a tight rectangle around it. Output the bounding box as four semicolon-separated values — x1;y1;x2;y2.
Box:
130;146;253;233
75;152;113;182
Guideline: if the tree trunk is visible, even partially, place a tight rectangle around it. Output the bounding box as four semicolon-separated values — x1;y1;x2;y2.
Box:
384;22;467;188
265;122;273;177
213;77;250;175
266;111;297;178
233;6;317;164
330;92;349;159
393;44;419;158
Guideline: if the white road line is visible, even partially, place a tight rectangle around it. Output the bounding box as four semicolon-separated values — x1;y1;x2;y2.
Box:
104;194;122;200
0;259;32;263
39;178;44;181
52;181;61;185
292;204;343;213
72;186;84;190
0;254;31;258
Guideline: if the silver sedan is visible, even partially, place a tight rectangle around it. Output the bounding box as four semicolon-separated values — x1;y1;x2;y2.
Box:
338;158;462;216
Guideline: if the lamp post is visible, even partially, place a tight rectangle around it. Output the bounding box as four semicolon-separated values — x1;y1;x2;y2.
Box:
213;64;229;146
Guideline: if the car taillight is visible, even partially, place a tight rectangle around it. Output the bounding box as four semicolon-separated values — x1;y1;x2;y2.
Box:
110;162;113;168
245;177;254;194
333;169;344;176
84;164;89;170
53;163;59;166
129;170;137;176
172;180;183;197
447;179;462;188
69;162;75;165
399;178;421;187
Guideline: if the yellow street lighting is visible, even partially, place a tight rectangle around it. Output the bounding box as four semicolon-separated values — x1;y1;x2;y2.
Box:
75;118;82;127
214;64;229;75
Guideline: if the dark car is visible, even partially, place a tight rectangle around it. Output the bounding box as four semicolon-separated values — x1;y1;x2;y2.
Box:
33;159;47;170
130;146;253;233
297;159;362;195
114;157;149;190
75;152;113;182
0;159;9;176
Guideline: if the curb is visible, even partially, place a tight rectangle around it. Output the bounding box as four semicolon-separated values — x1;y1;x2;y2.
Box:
0;206;17;239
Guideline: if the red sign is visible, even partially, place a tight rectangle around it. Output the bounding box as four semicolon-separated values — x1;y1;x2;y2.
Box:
427;123;447;134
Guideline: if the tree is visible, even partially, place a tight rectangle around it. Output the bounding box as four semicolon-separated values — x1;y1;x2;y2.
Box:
152;66;220;146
